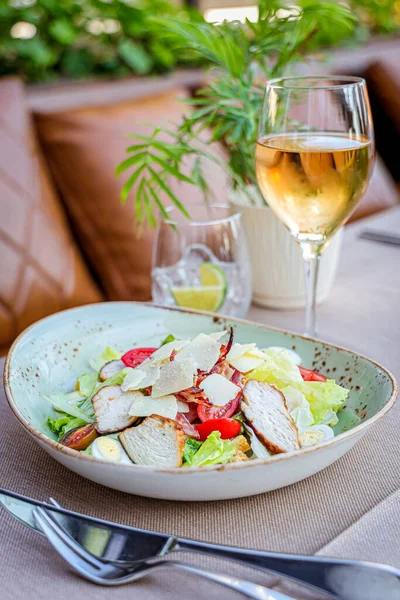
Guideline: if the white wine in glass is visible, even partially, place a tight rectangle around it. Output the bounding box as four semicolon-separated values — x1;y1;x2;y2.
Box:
256;77;375;337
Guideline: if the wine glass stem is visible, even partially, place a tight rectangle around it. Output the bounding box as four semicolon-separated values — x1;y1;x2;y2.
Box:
300;242;322;338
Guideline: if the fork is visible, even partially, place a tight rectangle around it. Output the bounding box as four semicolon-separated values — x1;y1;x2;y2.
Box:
33;505;295;600
2;488;399;600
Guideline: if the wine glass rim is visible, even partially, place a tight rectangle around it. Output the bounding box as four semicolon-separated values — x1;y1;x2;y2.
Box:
267;75;366;91
163;203;242;227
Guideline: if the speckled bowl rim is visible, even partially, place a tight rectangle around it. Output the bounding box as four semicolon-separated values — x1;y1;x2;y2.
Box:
4;301;399;475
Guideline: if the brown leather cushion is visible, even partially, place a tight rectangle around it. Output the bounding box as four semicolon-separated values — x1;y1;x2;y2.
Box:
364;59;400;182
0;78;103;354
366;59;400;133
348;154;399;223
34;90;228;302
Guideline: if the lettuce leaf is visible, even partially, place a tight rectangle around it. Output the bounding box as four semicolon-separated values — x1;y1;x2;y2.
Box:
47;415;87;439
77;372;99;398
319;408;339;427
185;431;236;467
232;411;246;434
90;369;130;396
245;426;271;459
47;416;70;436
44;393;94;423
90;346;122;371
251;349;303;387
249;351;348;425
281;385;314;429
62;417;88;436
66;391;85;402
183;438;203;463
161;334;176;346
99;346;122;363
297;380;348;424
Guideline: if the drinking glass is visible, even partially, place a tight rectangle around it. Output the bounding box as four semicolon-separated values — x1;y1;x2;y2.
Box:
256;76;375;337
152;203;252;318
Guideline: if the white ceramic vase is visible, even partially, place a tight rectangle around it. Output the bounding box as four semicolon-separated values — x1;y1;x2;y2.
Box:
229;187;343;310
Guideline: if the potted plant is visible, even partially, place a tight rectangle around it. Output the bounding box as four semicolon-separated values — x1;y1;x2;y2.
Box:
117;1;356;309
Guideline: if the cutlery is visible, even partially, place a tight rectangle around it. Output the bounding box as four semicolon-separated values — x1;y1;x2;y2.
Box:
1;488;399;600
33;505;294;599
359;230;400;246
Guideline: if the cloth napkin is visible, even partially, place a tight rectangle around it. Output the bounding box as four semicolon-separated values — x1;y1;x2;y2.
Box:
271;490;400;599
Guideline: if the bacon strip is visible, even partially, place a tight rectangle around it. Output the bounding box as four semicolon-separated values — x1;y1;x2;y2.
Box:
206;327;234;376
176;413;200;439
175;386;211;406
231;368;241;385
197;360;233;384
210;360;234;378
182;402;198;423
219;327;234;361
231;368;246;388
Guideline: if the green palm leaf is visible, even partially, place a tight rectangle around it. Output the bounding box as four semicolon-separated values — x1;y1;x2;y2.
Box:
117;1;357;231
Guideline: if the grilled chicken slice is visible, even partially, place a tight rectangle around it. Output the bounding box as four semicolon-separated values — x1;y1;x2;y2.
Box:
119;416;185;467
92;385;138;433
241;380;300;454
99;360;125;382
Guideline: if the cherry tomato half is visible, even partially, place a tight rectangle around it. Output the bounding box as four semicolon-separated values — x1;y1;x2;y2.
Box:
197;390;242;422
121;347;158;368
298;366;327;382
195;418;241;441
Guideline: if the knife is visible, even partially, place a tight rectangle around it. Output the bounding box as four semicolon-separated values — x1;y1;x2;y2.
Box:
1;488;400;600
359;230;400;246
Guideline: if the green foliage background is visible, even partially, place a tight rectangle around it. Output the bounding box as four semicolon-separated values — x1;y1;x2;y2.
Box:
1;0;399;83
351;0;400;34
0;0;204;82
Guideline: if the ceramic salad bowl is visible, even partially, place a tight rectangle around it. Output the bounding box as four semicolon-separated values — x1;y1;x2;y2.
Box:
4;302;398;501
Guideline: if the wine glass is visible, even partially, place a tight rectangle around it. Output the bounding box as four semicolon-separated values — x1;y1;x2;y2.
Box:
256;76;375;337
151;203;252;318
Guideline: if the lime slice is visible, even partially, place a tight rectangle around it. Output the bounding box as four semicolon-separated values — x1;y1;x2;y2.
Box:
199;262;227;290
171;286;225;312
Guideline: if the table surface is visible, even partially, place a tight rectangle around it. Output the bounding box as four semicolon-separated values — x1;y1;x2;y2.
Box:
1;207;400;600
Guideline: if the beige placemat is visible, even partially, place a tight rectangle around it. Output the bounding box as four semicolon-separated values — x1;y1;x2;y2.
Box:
0;350;399;600
272;490;400;599
317;489;400;566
